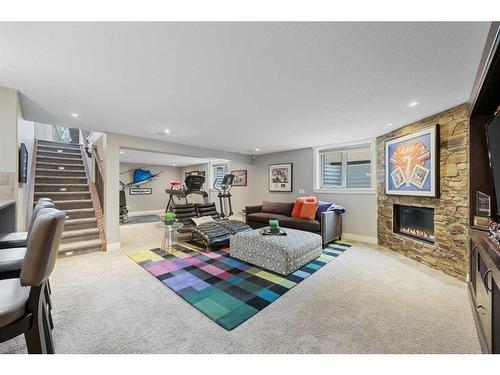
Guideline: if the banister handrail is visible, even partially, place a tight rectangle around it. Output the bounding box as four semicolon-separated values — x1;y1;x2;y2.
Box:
79;143;107;251
93;146;105;179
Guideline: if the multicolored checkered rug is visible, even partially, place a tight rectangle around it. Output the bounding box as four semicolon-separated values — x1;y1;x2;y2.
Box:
128;241;351;330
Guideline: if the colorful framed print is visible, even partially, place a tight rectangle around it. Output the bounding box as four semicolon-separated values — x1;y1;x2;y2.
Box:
231;169;247;186
385;125;439;197
269;163;293;192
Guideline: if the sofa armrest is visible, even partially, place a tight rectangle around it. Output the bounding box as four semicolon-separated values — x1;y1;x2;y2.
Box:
245;205;262;215
321;211;342;245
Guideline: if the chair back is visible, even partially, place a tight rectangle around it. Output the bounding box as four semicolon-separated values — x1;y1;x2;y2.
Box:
20;208;66;287
27;201;56;237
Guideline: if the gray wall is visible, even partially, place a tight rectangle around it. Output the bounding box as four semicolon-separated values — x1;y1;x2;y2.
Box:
120;163;183;213
251;148;377;241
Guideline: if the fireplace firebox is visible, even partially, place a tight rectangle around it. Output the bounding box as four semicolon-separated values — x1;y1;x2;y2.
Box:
393;205;435;244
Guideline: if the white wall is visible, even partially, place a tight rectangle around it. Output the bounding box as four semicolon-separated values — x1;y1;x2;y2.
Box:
0;87;21;231
34;122;53;141
120;163;183;213
251;148;377;241
0;87;18;174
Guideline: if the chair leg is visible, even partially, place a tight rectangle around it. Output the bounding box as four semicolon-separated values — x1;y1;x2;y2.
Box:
44;281;54;330
41;303;55;353
24;284;55;354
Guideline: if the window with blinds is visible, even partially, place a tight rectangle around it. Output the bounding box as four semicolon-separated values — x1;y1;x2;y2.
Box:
211;163;229;187
319;144;372;189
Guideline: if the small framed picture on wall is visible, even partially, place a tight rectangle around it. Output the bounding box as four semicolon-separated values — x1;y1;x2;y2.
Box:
231;170;247;186
268;163;293;192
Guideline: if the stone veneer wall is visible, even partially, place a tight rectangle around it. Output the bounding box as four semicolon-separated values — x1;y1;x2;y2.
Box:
377;103;469;280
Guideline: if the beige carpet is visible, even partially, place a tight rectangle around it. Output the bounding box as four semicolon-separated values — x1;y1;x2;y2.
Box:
0;222;481;354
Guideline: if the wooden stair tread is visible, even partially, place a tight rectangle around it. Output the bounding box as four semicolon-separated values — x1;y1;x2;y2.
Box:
65;218;97;225
59;239;102;253
35;191;90;196
53;199;93;204
63;208;95;213
62;228;99;238
36;162;84;167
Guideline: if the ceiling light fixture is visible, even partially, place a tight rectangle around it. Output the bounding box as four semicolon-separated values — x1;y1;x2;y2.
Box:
408;101;420;107
386;123;393;126
71;113;79;118
164;129;170;134
172;163;176;167
255;148;260;152
120;151;124;154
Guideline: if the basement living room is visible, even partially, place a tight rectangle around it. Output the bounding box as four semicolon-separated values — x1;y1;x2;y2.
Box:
2;16;500;366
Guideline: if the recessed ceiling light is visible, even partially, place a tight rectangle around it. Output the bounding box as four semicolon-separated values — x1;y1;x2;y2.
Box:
172;163;176;167
120;151;124;154
71;113;79;118
386;123;393;126
164;129;170;134
408;101;420;107
255;148;260;152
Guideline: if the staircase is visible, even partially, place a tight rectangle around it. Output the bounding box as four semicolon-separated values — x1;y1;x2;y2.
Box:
33;140;104;256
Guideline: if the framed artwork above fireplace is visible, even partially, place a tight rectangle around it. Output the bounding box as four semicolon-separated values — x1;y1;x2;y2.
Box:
385;125;439;197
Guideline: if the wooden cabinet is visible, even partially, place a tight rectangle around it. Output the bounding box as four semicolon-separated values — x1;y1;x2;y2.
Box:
469;230;500;353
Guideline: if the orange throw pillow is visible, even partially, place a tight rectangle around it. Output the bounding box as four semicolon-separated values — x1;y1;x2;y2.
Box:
291;198;305;218
291;196;318;217
299;201;319;220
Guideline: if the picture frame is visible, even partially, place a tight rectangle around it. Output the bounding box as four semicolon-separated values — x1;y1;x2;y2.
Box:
231;169;247;186
385;125;439;197
269;163;293;192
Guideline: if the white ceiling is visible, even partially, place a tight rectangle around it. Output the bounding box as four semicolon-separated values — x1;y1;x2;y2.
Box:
119;149;209;167
0;22;490;154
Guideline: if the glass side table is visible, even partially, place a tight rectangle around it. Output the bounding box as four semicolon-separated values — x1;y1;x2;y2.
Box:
156;221;183;253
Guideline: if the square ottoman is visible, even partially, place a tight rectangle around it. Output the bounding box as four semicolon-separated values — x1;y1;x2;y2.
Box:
229;228;322;275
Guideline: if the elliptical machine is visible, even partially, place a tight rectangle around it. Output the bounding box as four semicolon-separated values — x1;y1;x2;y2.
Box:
213;174;234;219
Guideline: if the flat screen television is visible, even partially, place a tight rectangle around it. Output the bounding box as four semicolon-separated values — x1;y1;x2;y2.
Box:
486;112;500;219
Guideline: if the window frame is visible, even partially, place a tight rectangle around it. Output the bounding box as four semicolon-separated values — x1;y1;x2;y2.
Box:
313;139;377;194
209;160;230;189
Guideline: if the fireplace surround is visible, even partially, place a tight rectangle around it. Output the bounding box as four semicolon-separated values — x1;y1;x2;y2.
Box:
377;103;469;280
393;205;434;244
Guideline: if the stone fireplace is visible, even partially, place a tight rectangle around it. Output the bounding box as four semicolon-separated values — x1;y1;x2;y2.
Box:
377;103;470;280
393;205;434;244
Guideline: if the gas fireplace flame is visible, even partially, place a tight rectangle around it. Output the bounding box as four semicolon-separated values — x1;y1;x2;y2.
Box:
400;227;434;242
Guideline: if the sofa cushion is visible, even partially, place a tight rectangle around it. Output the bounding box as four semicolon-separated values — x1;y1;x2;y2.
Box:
261;201;294;216
299;201;319;220
247;212;289;224
279;217;321;232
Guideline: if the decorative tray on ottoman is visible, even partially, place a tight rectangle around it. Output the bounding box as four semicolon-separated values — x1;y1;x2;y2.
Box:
260;227;287;236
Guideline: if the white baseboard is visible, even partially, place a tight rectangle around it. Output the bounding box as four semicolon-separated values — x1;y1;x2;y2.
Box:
128;209;163;217
342;232;377;244
106;242;121;251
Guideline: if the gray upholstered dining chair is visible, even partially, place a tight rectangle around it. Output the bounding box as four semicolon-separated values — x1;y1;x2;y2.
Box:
0;199;55;249
0;202;56;279
0;208;65;354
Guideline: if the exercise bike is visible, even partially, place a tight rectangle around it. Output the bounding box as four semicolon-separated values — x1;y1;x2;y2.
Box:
213;173;235;219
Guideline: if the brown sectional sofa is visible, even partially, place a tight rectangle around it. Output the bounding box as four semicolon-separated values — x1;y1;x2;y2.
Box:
245;201;342;246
